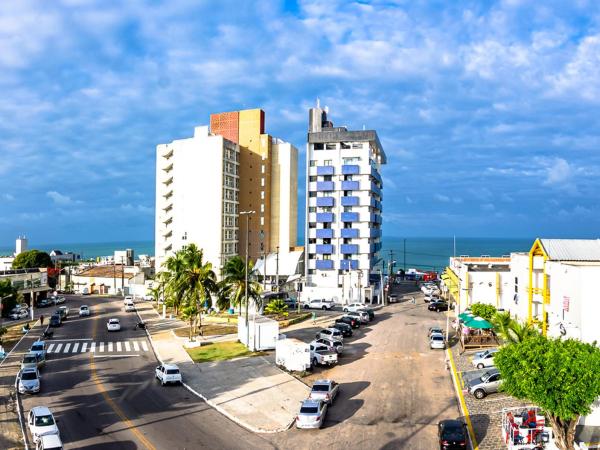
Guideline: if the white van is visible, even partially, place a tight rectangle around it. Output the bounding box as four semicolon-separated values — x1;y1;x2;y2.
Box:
124;300;136;312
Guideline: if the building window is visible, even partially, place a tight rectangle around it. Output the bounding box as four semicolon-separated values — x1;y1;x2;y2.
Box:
260;217;264;226
323;254;331;260
323;175;332;181
341;142;351;149
310;160;316;166
308;238;316;244
261;191;265;200
308;222;316;228
352;143;363;149
344;175;353;181
323;238;331;244
314;143;324;150
325;143;336;150
309;207;316;213
309;176;317;182
320;206;333;212
344;206;353;212
309;253;315;259
344;191;353;196
308;269;315;275
324;160;332;166
309;191;317;197
343;222;352;228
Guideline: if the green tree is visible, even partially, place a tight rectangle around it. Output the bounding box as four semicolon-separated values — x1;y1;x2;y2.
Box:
0;279;18;318
264;299;289;317
491;311;512;338
220;256;262;315
495;335;600;450
470;302;497;320
180;304;199;341
12;250;52;269
159;251;188;314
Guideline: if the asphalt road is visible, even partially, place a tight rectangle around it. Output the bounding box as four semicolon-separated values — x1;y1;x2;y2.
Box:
15;295;274;450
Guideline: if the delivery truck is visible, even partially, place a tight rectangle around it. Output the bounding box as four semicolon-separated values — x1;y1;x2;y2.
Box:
275;338;311;372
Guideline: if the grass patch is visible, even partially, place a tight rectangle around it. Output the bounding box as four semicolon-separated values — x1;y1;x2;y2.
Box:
277;312;312;328
0;322;32;352
186;341;265;363
173;324;237;338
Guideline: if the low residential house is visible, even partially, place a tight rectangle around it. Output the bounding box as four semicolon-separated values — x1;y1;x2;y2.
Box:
69;265;136;295
49;250;81;263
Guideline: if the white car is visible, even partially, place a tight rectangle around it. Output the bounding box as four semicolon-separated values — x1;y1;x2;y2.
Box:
124;296;133;305
79;305;90;317
18;367;41;394
312;338;343;354
303;299;335;310
27;406;59;443
296;399;327;429
10;309;29;320
430;334;445;349
315;328;344;342
36;433;63;450
472;348;499;369
106;318;121;331
124;301;136;312
155;364;182;385
343;303;366;313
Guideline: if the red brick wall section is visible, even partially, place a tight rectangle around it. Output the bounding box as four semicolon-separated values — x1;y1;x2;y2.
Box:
210;111;239;144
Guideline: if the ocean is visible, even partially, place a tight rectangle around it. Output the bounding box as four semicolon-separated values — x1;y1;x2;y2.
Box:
0;237;533;272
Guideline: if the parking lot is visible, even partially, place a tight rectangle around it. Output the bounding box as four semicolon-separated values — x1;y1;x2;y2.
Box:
267;285;460;450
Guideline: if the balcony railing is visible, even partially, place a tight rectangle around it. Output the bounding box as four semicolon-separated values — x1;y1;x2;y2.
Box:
316;197;335;207
316;213;334;223
316;166;335;176
316;244;334;254
340;244;359;254
163;190;173;200
315;260;334;270
341;165;360;175
341;212;359;222
341;196;359;206
340;260;359;270
316;228;334;239
316;181;335;191
341;228;359;238
341;180;360;191
163;177;173;186
162;163;173;172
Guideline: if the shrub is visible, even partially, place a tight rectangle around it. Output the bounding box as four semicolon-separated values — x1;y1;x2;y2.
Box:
264;299;289;317
470;302;497;320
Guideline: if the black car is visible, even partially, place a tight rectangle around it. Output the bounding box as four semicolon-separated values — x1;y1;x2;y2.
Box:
55;308;67;320
335;316;360;329
359;308;375;320
49;314;61;327
37;298;51;308
331;322;353;337
428;301;449;312
438;419;467;450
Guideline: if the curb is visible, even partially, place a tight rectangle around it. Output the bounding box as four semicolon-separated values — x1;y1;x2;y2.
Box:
135;306;293;434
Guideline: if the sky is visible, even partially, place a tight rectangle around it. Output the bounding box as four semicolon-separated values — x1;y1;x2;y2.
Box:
1;0;600;246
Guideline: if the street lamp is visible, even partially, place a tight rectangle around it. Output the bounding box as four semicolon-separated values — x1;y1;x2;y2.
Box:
240;210;255;351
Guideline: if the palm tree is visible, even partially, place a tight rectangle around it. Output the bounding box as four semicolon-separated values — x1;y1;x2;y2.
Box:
160;251;187;315
491;311;512;342
220;256;262;315
507;320;539;344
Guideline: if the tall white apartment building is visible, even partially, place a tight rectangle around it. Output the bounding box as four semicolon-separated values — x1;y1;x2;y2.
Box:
155;125;240;272
303;105;386;304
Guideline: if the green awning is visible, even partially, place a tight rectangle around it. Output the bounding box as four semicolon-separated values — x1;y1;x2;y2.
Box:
463;316;493;329
458;312;474;321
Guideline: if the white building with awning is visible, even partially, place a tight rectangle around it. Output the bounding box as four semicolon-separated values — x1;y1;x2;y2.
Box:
252;249;303;291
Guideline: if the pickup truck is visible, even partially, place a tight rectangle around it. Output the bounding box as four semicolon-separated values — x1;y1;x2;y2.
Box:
303;299;335;310
309;343;338;367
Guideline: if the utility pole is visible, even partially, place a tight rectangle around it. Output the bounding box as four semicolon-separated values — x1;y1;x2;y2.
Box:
388;250;394;279
403;239;406;271
113;260;116;295
275;246;280;291
121;256;124;296
240;211;255;350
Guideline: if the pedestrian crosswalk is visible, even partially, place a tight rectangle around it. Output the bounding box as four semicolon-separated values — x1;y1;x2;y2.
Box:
47;341;150;354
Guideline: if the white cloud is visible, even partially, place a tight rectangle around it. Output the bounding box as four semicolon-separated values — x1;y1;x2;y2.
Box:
435;194;450;202
2;193;14;201
46;191;81;205
120;203;153;215
481;203;496;212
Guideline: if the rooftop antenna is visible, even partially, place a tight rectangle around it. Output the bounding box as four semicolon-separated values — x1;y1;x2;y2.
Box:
316;98;320;108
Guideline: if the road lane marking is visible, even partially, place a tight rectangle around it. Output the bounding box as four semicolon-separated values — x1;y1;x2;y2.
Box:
132;341;140;352
51;338;93;341
53;343;63;353
447;347;479;450
108;342;114;352
117;342;122;352
90;342;96;353
93;354;140;358
63;343;71;353
47;344;55;353
81;342;88;352
124;341;131;352
141;341;149;352
99;342;105;352
72;342;79;353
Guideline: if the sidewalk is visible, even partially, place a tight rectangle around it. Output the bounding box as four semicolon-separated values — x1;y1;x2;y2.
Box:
136;302;309;433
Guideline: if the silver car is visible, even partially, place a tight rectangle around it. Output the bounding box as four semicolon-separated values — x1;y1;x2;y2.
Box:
308;379;340;405
296;399;327;429
429;334;445;349
21;352;45;371
18;367;41;394
313;338;343;354
345;311;369;324
467;368;502;399
316;328;344;342
471;348;498;369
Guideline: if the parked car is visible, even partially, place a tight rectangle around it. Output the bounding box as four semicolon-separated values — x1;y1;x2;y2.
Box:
335;316;360;329
49;315;61;327
359;307;375;320
428;301;449;312
18;367;41;394
471;348;499;369
22;352;46;371
124;300;136;312
54;308;67;321
296;399;327;429
388;294;398;303
106;318;121;331
313;338;343;354
345;310;369;324
124;295;134;305
51;296;65;305
424;294;441;303
27;406;59;443
309;379;340;405
309;343;338;366
430;334;445;349
37;299;52;308
316;328;344;342
303;299;335;310
79;305;90;317
438;419;468;450
466;368;502;399
155;364;182;385
343;303;366;313
331;322;353;337
10;309;29;320
57;306;69;319
428;326;444;338
30;341;47;360
35;433;63;450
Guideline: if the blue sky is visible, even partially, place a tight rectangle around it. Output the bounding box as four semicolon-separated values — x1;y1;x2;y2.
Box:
1;0;600;245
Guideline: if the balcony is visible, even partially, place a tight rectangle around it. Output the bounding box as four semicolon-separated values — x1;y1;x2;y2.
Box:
340;260;359;270
341;165;360;175
370;229;382;238
163;217;173;226
316;181;334;191
162;163;173;172
370;182;381;197
316;213;334;223
341;228;359;238
341;212;359;222
163;230;172;239
164;244;172;252
316;197;335;207
316;244;333;254
316;166;335;176
370;167;382;184
341;196;359;206
370;214;382;224
370;197;381;210
316;228;334;239
161;148;174;159
341;244;359;254
370;243;382;253
316;259;334;270
163;203;173;213
163;190;173;200
163;177;173;186
341;180;360;191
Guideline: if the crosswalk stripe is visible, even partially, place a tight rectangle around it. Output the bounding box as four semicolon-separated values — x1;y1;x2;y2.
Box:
90;342;96;353
108;342;113;352
124;341;131;352
99;342;105;352
72;343;79;353
63;343;71;353
54;344;63;353
141;341;149;352
117;342;122;352
47;344;55;353
132;341;140;351
81;342;87;352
